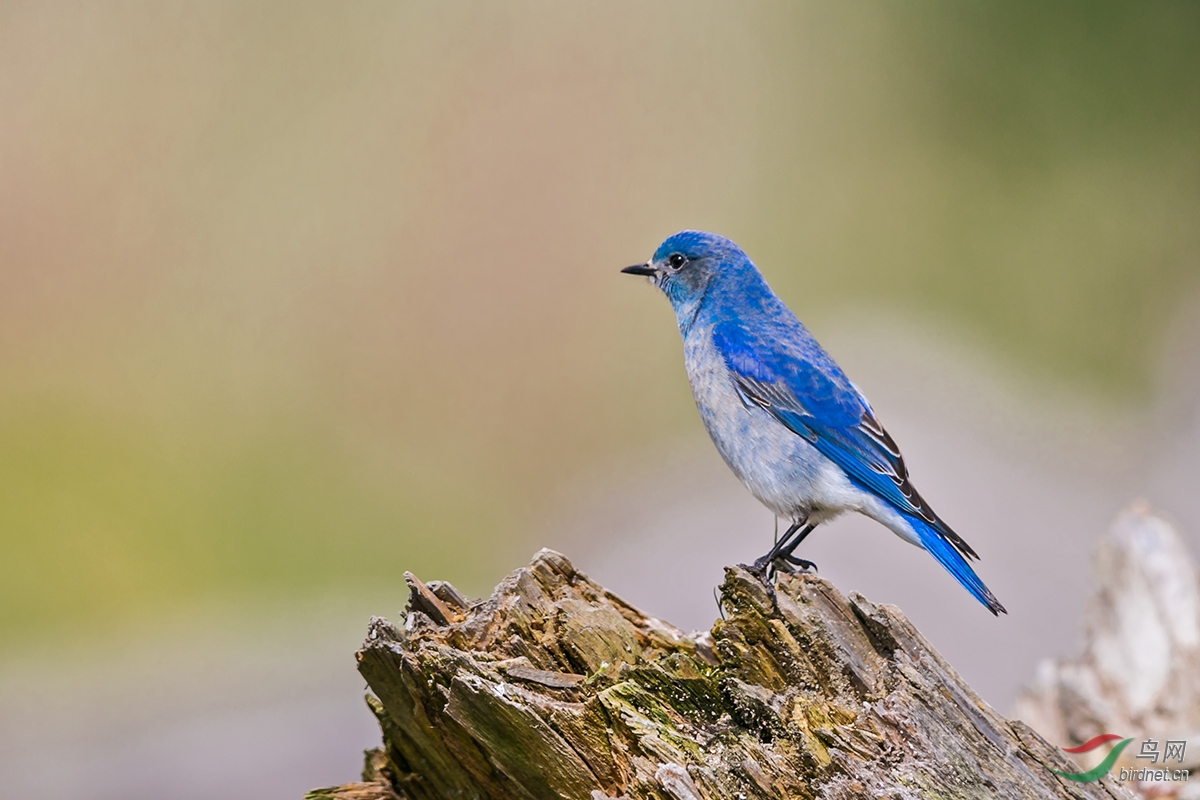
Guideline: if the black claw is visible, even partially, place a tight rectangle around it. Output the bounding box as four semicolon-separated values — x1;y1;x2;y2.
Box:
748;556;771;578
781;554;818;573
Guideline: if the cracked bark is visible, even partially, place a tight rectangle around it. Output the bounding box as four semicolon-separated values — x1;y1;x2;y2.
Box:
307;549;1134;800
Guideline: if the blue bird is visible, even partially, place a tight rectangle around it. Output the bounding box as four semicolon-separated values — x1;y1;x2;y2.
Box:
622;231;1005;614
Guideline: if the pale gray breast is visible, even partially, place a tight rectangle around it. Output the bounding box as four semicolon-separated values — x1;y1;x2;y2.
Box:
681;326;832;518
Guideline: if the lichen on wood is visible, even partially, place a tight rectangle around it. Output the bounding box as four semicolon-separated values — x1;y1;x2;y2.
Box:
309;549;1134;799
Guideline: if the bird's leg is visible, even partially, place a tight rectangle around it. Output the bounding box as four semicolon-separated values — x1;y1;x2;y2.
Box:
777;523;818;573
750;516;809;578
749;521;820;586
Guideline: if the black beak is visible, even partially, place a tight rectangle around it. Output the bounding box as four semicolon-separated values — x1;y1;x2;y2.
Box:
621;263;656;276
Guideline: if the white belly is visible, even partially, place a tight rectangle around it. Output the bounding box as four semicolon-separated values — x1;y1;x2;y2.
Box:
682;328;850;519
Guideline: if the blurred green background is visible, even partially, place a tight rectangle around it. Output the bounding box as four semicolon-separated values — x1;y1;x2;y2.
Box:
1;1;1198;651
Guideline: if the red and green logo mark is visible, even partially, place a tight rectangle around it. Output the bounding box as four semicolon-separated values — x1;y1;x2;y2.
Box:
1052;734;1133;782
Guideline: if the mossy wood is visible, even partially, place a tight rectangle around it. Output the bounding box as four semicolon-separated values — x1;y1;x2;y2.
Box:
308;550;1133;800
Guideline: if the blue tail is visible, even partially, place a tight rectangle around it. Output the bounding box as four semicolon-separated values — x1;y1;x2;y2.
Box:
907;514;1006;615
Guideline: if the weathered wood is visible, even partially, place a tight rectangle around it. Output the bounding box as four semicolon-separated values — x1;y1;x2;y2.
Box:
1014;504;1200;795
310;548;1135;799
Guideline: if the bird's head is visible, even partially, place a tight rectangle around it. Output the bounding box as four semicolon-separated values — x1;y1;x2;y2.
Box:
621;231;749;322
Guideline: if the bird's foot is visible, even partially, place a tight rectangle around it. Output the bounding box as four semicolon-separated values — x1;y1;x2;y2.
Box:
745;553;816;596
779;554;818;573
748;555;773;579
748;553;817;577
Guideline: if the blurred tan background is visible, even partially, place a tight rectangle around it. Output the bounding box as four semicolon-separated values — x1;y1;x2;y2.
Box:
1;3;1199;798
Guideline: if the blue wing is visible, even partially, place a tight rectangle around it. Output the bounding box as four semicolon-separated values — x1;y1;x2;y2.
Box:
711;320;979;562
712;320;1007;614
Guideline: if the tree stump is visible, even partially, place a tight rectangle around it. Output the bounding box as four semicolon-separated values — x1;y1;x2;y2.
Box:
1014;504;1200;798
308;549;1134;799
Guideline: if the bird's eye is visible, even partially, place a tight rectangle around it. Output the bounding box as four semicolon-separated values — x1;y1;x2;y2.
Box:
667;253;686;270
